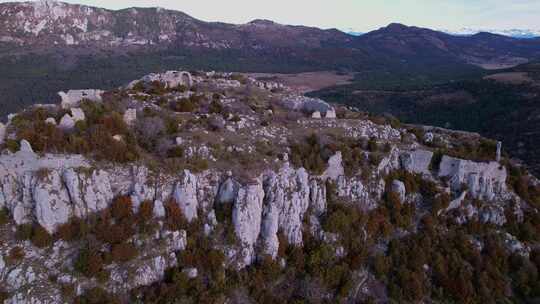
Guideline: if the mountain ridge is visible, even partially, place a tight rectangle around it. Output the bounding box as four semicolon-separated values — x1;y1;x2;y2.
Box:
1;0;540;119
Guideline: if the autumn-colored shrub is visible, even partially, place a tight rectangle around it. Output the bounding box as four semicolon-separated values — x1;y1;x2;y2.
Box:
111;195;133;221
138;200;154;222
56;218;88;242
111;242;137;263
8;246;24;263
164;198;187;231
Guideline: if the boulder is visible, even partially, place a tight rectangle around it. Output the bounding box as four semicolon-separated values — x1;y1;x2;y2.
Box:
183;267;198;278
311;111;321;119
424;132;434;143
19;139;34;153
324;152;344;180
70;108;85;122
45;117;57;125
325;108;337;119
59;114;75;130
400;150;433;174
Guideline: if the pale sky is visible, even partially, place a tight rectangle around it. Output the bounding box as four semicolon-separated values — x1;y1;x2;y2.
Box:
2;0;540;32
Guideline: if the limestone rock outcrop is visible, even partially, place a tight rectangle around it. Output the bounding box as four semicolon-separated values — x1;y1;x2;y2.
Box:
400;150;433;174
0;122;5;145
439;156;507;201
173;170;199;222
391;180;406;202
233;180;265;266
58;89;103;109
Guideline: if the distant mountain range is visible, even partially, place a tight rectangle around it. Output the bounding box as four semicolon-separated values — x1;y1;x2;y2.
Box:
441;28;540;39
345;28;540;39
1;0;540;116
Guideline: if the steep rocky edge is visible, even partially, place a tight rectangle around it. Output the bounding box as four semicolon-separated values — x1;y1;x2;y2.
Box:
0;70;538;303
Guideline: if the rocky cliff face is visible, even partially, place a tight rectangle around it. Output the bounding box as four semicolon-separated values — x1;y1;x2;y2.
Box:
0;0;350;49
0;70;536;303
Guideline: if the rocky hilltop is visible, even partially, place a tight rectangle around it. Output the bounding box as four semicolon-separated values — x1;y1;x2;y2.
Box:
0;70;539;303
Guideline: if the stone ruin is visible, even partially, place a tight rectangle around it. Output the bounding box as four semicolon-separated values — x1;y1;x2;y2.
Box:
439;155;507;201
0;122;5;145
283;96;337;119
58;107;86;130
496;141;502;162
58;89;104;109
130;70;193;89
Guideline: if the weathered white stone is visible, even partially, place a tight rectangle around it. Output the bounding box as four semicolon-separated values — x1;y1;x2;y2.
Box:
183;267;198;278
309;179;326;215
173;170;199;222
262;165;310;249
439;156;507;201
33;170;73;233
233;179;264;267
496;141;502;162
70;108;85;122
400;150;433;174
44;117;57;125
391;180;406;202
59;114;75;130
112;135;123;141
424;132;434;143
58;89;103;109
216;177;240;204
324;152;344;181
123;109;137;126
282;96;332;114
0;122;5;145
63;168;113;218
311;111;321;119
19;139;34;154
133;256;168;287
153;200;166;218
164;230;187;251
134;71;193;89
442;191;468;215
325;108;337;119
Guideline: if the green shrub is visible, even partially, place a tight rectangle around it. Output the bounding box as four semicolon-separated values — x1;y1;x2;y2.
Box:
167;146;184;158
289;134;329;175
74;287;121;304
0;208;9;225
15;224;33;240
74;247;105;278
31;225;53;248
